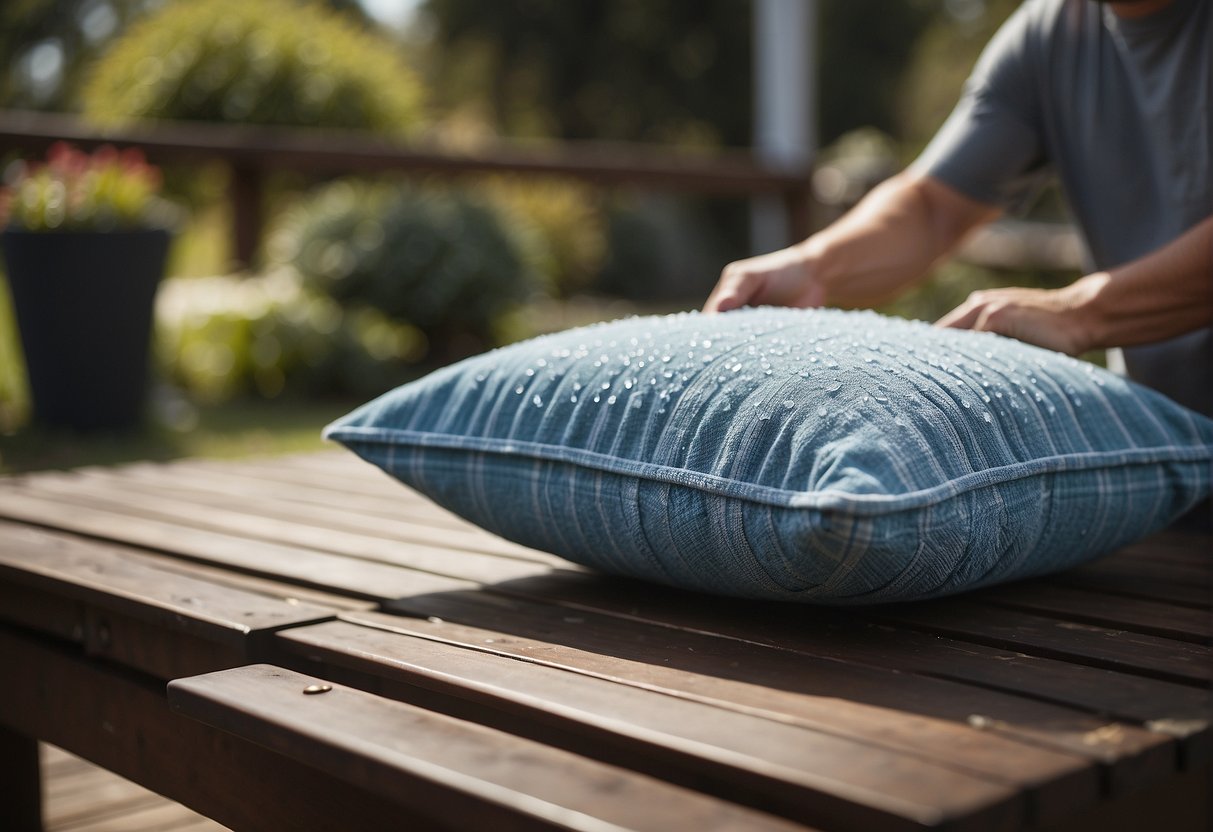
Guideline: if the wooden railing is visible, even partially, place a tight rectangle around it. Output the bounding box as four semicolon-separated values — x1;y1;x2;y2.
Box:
0;109;814;269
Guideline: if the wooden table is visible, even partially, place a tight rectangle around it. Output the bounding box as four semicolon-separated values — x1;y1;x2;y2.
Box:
1;451;1209;831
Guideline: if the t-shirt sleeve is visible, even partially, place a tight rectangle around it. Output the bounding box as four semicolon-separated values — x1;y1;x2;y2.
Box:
910;0;1050;208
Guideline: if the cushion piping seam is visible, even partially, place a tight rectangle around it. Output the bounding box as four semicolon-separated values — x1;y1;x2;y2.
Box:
324;426;1213;516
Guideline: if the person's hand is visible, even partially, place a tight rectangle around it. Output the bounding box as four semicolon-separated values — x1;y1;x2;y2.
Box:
703;242;826;313
935;279;1100;356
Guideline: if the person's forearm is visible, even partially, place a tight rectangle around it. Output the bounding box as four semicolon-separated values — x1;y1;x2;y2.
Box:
937;215;1213;355
1079;216;1213;349
808;172;999;307
704;172;997;314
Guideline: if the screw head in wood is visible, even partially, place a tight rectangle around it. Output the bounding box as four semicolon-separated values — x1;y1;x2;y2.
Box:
302;684;332;695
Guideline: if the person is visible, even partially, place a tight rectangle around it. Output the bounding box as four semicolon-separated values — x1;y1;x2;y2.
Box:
705;0;1212;416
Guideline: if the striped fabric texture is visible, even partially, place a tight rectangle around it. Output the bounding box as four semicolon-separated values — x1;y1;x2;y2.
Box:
325;307;1213;603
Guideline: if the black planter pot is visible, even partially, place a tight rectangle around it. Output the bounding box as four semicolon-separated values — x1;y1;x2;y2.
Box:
1;228;171;431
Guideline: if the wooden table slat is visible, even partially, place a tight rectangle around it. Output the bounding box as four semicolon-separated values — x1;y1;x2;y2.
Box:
189;454;440;502
1058;561;1211;609
869;599;1212;686
8;475;558;584
274;617;1092;828
1075;555;1211;588
116;458;477;530
971;582;1211;644
67;465;568;566
470;571;1205;766
0;519;335;646
1116;530;1213;568
119;548;378;613
330;595;1127;808
0;486;473;601
170;664;846;832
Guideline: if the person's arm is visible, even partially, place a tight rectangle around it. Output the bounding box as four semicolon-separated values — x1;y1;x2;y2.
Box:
937;216;1213;354
703;171;999;313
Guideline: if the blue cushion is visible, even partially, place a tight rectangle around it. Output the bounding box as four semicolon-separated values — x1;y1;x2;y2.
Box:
324;307;1213;603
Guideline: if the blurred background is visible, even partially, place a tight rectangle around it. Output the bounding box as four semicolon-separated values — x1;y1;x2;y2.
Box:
0;0;1082;471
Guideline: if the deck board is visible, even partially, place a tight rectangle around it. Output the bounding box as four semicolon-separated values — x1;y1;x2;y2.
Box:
41;745;229;832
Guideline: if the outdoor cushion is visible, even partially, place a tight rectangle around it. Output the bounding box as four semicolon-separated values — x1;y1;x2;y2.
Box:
324;307;1213;603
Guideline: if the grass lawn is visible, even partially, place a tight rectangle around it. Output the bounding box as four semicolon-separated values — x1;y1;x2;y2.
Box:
0;396;361;475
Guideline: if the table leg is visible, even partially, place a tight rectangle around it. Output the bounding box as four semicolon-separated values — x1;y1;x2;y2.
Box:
0;724;43;832
0;627;450;832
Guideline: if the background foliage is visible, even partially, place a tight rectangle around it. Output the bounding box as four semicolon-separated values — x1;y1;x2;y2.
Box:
81;0;424;131
271;178;537;355
0;0;1069;429
157;270;429;403
416;0;937;149
0;0;371;112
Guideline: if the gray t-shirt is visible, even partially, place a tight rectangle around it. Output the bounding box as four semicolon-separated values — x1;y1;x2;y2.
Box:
913;0;1212;415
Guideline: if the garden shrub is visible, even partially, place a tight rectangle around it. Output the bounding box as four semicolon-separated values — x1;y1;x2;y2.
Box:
481;176;606;297
268;178;539;358
160;175;549;404
82;0;424;133
596;195;731;301
0;275;29;432
157;271;427;403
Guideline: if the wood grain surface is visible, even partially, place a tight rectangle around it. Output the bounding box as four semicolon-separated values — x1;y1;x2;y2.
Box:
1;451;1208;831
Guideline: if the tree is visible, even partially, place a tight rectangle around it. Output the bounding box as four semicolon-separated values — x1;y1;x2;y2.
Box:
419;0;751;146
82;0;422;132
0;0;144;111
0;0;373;112
418;0;935;149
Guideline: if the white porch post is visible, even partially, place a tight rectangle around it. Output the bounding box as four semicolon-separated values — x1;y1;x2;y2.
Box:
751;0;817;253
